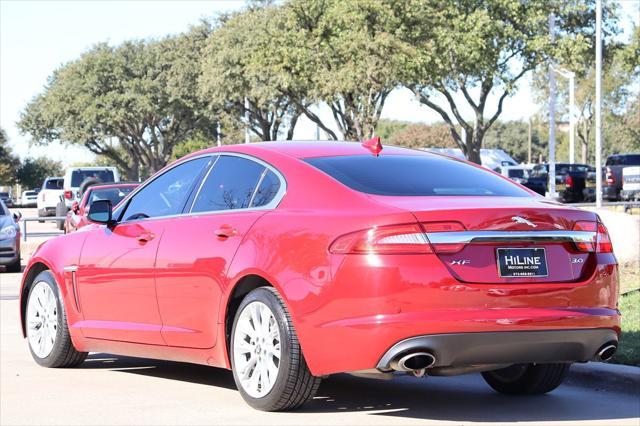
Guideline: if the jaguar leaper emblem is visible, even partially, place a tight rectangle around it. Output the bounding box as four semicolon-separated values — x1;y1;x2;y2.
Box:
511;216;537;228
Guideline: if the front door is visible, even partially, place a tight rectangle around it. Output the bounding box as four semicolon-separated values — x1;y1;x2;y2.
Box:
75;155;213;345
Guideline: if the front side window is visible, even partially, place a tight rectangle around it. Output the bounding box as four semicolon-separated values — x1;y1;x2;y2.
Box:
191;156;266;213
121;157;210;221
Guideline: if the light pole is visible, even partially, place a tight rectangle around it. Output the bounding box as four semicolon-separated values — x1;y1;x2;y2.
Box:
595;0;603;208
547;13;558;200
552;66;576;164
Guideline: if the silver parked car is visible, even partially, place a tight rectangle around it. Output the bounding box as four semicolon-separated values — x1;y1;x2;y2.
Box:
0;200;21;272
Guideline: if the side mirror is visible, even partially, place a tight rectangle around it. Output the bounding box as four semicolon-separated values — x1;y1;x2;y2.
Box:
12;212;22;223
71;201;80;214
88;199;114;225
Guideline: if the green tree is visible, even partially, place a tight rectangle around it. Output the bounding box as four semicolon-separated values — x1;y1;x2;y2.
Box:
405;0;604;164
18;25;220;180
0;129;20;184
16;157;63;189
200;6;301;141
269;0;413;140
532;15;633;163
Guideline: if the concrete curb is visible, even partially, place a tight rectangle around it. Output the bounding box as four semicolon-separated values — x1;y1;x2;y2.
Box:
568;362;640;391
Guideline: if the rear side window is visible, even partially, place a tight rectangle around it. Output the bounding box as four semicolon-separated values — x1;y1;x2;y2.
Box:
191;156;266;213
620;155;640;166
44;179;63;190
251;170;281;208
71;170;115;187
305;155;530;197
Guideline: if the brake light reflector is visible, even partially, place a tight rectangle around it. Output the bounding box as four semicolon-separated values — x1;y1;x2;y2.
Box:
572;221;613;253
605;168;616;185
565;175;574;187
330;224;432;254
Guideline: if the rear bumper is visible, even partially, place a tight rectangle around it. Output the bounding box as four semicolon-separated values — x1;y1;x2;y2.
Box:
603;185;620;200
297;253;620;376
376;328;618;370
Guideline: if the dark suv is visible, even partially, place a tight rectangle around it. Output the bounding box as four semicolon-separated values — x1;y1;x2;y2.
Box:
603;154;640;201
524;163;595;203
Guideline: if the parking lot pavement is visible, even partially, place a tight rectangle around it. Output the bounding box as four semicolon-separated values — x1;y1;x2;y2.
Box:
1;271;639;426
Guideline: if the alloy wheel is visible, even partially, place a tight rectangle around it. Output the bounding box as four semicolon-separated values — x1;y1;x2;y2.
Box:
232;301;282;398
27;281;58;359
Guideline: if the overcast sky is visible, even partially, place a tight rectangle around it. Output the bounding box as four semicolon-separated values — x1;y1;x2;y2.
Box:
1;0;638;166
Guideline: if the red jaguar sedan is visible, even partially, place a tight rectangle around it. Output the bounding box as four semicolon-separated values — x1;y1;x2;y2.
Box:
19;141;620;411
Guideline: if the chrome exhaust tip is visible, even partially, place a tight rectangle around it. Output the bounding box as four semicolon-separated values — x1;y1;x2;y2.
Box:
596;343;617;361
391;352;436;372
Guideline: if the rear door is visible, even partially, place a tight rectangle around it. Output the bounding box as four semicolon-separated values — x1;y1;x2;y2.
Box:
156;154;284;348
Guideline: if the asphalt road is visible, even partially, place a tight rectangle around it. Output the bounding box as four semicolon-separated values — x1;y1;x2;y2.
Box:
1;271;639;425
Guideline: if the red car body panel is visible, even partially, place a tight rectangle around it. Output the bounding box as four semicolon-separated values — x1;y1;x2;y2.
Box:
20;142;620;377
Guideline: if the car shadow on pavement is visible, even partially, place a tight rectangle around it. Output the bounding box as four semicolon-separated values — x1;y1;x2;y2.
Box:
81;353;237;391
81;354;639;423
302;373;640;422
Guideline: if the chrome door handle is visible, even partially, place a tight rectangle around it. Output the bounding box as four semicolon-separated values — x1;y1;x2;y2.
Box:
137;232;155;243
214;225;237;239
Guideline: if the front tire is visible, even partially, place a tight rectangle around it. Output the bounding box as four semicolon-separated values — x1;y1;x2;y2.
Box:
482;363;570;395
26;271;87;368
230;287;321;411
6;255;21;273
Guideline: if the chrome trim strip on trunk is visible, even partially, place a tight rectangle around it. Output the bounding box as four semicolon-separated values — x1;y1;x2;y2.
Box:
426;230;594;245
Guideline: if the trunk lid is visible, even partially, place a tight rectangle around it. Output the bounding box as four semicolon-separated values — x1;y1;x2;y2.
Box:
368;195;598;283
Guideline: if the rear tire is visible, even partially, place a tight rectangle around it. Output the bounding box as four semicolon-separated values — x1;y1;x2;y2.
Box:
37;208;45;223
26;271;87;368
230;287;321;411
482;363;570;395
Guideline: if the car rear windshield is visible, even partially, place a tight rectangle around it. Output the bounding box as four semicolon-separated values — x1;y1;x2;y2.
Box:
88;187;136;207
305;155;530;197
508;169;526;178
44;179;63;189
606;154;640;166
71;170;115;187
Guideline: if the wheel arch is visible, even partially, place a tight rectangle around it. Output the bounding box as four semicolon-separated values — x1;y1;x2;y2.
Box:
20;261;50;337
222;274;274;363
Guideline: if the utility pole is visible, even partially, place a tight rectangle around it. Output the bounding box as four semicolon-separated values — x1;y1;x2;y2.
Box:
528;118;532;164
216;121;221;147
595;0;603;208
244;97;251;144
553;67;576;164
547;13;557;199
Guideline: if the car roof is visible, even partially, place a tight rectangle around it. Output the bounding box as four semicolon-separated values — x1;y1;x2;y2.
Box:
86;182;139;190
186;141;430;160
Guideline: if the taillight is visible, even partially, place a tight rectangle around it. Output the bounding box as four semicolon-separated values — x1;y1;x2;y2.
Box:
605;168;616;185
329;223;431;254
329;221;466;255
573;221;613;253
64;190;73;200
565;175;574;187
421;221;466;253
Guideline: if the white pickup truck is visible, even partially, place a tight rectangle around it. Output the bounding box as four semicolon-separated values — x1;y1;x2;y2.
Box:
37;177;64;218
53;166;120;229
